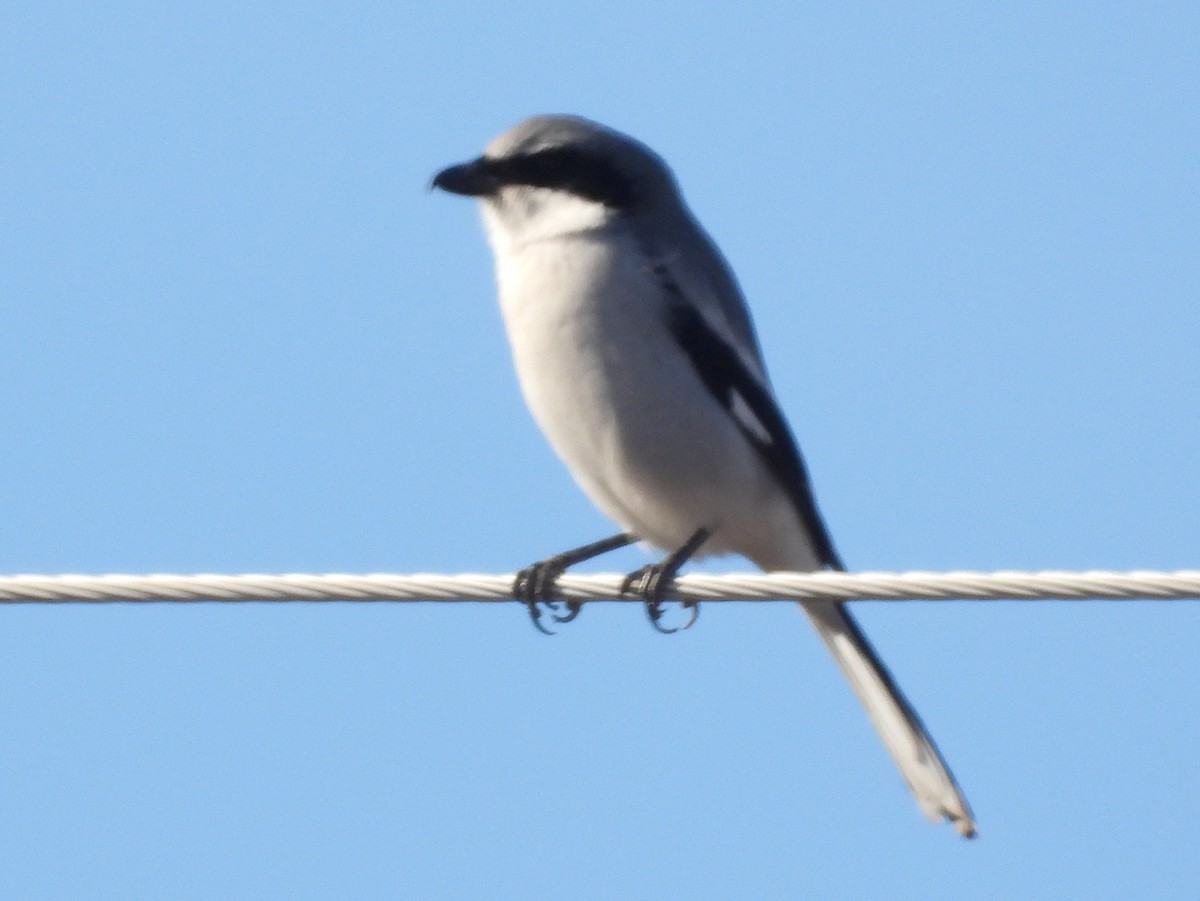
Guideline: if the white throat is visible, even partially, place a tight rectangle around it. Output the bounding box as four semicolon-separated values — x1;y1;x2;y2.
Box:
480;186;615;254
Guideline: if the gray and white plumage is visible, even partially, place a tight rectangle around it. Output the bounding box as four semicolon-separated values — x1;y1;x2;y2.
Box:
433;114;974;836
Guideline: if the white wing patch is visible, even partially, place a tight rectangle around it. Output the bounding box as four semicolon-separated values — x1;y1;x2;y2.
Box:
729;389;773;445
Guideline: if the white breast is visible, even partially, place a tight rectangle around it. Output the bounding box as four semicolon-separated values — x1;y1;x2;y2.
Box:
479;191;816;568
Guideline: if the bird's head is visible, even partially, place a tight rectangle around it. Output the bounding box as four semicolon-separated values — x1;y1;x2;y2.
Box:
432;115;678;248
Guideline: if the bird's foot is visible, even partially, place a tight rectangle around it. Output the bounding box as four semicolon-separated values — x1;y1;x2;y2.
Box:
511;533;635;635
620;564;698;634
620;527;710;633
513;558;582;635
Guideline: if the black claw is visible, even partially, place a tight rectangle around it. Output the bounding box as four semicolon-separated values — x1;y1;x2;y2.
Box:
528;605;557;635
512;533;636;635
652;609;681;638
646;597;690;634
620;527;710;634
551;601;582;624
513;563;564;636
621;564;680;633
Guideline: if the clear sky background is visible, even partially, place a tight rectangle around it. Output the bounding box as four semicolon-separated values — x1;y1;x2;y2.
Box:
3;3;1198;898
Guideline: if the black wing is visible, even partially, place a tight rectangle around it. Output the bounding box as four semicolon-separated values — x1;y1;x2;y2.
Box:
660;277;844;571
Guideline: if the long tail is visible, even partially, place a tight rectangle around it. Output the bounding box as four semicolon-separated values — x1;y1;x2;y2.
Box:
800;600;976;837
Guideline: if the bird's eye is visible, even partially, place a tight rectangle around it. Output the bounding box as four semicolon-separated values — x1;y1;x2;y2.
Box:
492;148;635;209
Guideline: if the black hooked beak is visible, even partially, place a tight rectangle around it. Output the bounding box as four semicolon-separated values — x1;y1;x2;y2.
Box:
430;157;500;197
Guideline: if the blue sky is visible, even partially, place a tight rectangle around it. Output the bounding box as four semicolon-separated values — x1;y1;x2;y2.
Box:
3;2;1198;897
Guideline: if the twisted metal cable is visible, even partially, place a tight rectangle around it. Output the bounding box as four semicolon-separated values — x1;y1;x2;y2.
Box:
0;570;1197;604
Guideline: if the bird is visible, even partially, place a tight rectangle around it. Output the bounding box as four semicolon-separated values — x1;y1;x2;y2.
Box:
431;114;975;836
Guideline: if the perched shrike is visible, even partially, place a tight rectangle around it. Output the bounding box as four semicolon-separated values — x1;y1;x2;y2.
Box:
432;115;974;836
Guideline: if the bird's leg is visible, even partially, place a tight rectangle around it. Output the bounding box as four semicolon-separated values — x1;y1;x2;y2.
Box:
621;527;711;634
514;532;635;634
